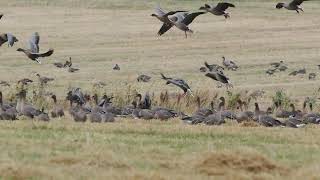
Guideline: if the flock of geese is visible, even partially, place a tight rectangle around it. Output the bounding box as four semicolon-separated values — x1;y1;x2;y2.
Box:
151;0;310;38
0;0;318;128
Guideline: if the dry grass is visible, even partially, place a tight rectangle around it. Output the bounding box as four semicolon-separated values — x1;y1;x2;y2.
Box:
0;0;319;179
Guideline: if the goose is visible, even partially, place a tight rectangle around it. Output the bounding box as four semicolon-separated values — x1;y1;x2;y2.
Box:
100;95;122;115
17;48;54;64
0;91;17;120
135;93;152;110
258;115;285;127
285;115;305;128
131;101;154;120
222;56;238;71
36;74;54;85
64;57;72;67
161;73;193;97
37;108;50;121
218;97;236;119
278;65;288;71
181;113;206;125
193;96;215;117
204;100;226;125
166;11;205;38
0;14;3;20
68;66;79;73
137;75;151;82
266;68;277;75
50;95;64;118
0;33;18;47
235;100;254;123
90;95;115;123
16;90;41;118
113;64;120;71
205;71;232;88
66;88;86;106
309;73;316;80
154;109;176;120
289;68;306;76
199;2;235;19
204;62;224;72
275;102;295;118
270;61;284;68
276;0;309;13
70;105;88;122
253;102;272;121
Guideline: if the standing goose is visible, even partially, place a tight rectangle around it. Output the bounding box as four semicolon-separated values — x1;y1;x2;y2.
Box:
160;73;194;97
167;11;205;38
222;56;238;71
36;74;54;85
204;99;226;125
0;33;18;47
16;90;41;118
276;0;309;13
199;2;235;19
0;91;17;120
193;96;215;117
236;100;254;123
50;95;64;118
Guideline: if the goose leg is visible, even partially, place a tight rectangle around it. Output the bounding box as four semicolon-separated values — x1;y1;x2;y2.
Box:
296;10;300;13
184;31;187;39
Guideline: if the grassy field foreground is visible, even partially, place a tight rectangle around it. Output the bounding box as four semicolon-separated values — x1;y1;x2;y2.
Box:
0;119;319;179
0;0;320;179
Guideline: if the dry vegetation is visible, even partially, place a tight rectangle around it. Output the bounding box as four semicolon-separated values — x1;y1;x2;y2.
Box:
0;0;320;179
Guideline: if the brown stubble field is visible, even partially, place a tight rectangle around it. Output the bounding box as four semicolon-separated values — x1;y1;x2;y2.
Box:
0;0;320;179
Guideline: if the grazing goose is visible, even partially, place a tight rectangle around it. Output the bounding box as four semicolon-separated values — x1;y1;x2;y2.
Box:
161;73;193;97
266;68;277;75
167;11;205;38
0;33;18;47
132;101;155;120
205;71;232;88
204;62;224;72
309;73;316;80
258;114;285;127
0;81;10;87
181;113;206;125
17;48;54;64
285;115;305;128
36;74;54;85
276;0;309;13
289;68;306;76
50;95;64;118
137;74;151;82
37;108;50;121
0;91;17;120
154;109;176;120
199;2;235;19
193;96;215;117
222;56;238;71
16;90;41;118
113;64;120;71
270;61;284;68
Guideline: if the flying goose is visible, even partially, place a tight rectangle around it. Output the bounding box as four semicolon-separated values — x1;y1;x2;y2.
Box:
276;0;309;13
161;73;194;97
222;56;238;71
166;11;205;38
0;33;18;47
199;2;235;19
50;95;64;118
17;48;54;64
204;61;224;72
205;71;232;88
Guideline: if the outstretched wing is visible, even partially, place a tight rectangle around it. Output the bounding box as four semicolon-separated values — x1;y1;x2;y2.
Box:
29;32;40;53
158;23;173;36
215;2;235;11
290;0;308;6
38;49;54;58
181;12;205;25
7;33;16;47
155;5;166;16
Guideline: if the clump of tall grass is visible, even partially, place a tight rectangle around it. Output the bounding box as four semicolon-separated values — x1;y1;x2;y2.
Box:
272;90;291;110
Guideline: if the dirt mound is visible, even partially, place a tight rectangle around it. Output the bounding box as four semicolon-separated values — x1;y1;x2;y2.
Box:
197;152;288;176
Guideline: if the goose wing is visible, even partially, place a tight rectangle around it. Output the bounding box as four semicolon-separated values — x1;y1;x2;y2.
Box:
158;23;173;36
29;32;40;53
37;49;54;58
205;72;229;84
7;33;16;47
290;0;308;6
215;2;235;11
181;12;205;25
155;5;166;16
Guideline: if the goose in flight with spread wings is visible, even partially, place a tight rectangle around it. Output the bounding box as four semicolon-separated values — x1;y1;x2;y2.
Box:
199;2;235;19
